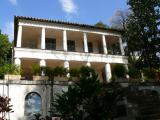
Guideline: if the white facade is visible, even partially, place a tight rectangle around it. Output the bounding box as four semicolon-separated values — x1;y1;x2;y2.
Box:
14;16;128;82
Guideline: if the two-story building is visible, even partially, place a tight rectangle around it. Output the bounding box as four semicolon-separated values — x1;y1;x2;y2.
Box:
14;16;128;82
0;16;128;120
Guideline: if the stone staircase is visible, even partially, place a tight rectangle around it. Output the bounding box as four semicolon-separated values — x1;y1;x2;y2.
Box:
128;89;160;120
136;98;160;120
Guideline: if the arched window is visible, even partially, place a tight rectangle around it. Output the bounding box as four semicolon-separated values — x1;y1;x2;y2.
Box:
24;92;42;116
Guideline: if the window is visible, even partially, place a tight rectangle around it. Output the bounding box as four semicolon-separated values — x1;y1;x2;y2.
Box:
45;38;56;50
67;40;75;51
24;92;42;116
98;43;103;54
88;42;93;53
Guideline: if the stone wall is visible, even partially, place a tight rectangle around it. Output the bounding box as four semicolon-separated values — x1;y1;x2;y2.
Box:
0;80;68;120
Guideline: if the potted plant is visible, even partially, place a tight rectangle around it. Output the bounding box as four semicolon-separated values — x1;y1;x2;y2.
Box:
31;65;48;80
4;64;21;80
43;66;69;81
69;68;79;81
54;67;68;81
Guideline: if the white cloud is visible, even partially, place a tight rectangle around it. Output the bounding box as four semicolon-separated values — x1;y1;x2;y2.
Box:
8;0;17;5
2;22;14;42
59;0;78;20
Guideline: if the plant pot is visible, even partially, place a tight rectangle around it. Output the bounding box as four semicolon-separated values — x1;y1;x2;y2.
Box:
33;76;49;80
4;74;21;80
70;77;79;81
55;76;68;81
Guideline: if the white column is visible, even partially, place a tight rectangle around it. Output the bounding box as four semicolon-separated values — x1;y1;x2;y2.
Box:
40;59;46;76
40;59;46;67
125;64;130;79
83;32;88;52
105;63;112;82
86;62;91;67
102;35;108;54
64;61;70;77
63;30;67;51
16;25;22;47
119;37;125;55
14;58;21;66
41;27;45;49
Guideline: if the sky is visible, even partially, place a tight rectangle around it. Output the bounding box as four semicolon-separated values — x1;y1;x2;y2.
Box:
0;0;128;41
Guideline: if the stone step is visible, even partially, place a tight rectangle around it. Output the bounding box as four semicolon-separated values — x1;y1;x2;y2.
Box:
136;113;160;120
139;104;160;110
140;108;160;115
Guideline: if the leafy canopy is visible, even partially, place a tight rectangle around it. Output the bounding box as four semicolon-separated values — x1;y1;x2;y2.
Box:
125;0;160;70
54;66;125;120
0;32;12;65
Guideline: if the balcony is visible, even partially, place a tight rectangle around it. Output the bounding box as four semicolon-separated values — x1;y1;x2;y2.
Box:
14;47;127;64
19;26;123;56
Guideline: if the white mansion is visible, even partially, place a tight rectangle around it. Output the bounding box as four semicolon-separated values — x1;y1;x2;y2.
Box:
0;16;129;120
14;16;128;82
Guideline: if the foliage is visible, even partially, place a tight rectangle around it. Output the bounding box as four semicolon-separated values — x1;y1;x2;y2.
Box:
0;96;13;120
127;56;141;79
0;32;12;66
69;68;79;77
128;67;141;79
0;32;12;78
0;64;21;77
54;67;67;77
31;113;51;120
55;66;125;120
112;64;127;78
31;65;41;75
142;68;156;80
110;9;130;30
44;66;67;77
125;0;160;71
79;66;95;78
94;21;108;28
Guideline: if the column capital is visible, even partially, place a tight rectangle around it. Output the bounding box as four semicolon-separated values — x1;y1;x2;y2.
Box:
40;59;46;67
86;62;91;67
14;58;21;66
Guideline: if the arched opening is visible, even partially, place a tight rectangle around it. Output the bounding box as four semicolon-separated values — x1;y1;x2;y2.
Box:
24;92;42;116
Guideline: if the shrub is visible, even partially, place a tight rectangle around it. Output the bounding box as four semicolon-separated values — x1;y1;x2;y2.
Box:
128;66;141;79
31;64;41;75
142;68;156;80
112;64;126;78
44;66;67;77
0;96;13;120
0;64;21;77
69;68;79;77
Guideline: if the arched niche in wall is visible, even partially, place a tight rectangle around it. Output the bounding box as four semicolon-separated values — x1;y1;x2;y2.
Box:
24;92;42;116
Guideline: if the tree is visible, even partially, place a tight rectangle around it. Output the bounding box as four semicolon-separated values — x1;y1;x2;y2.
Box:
0;31;12;78
110;9;130;30
125;0;160;75
0;32;12;65
94;21;109;28
54;66;125;120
